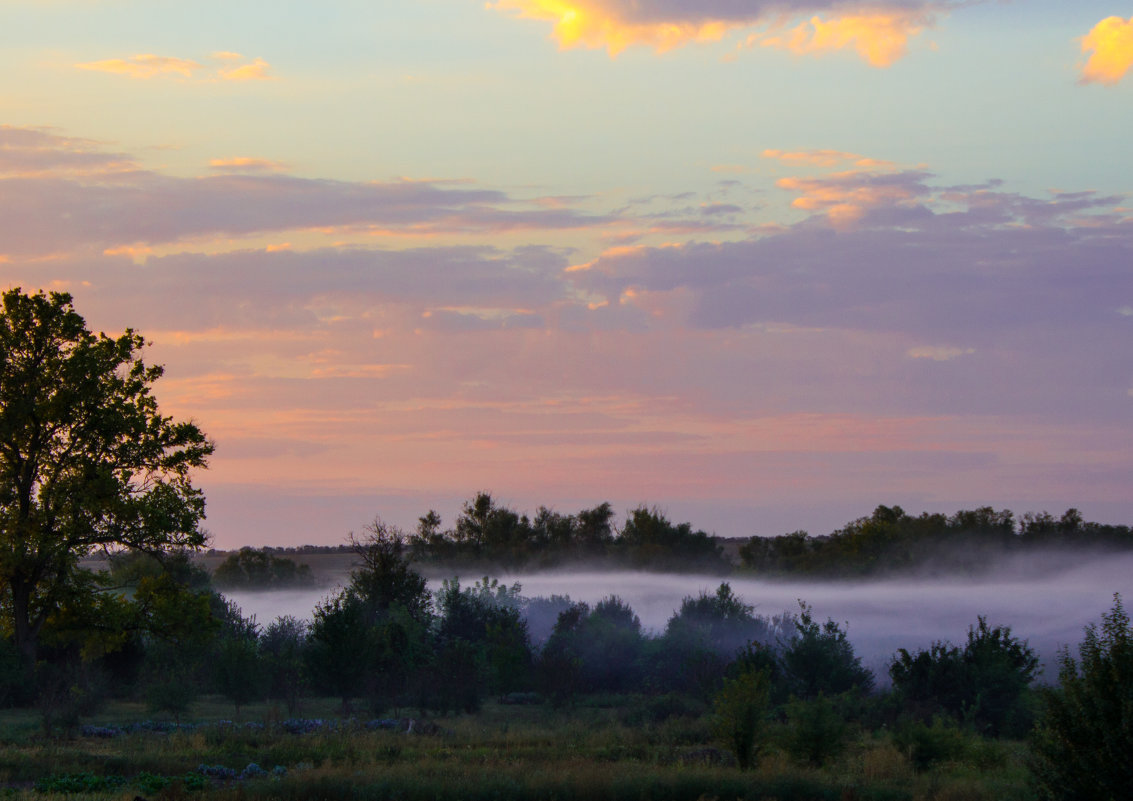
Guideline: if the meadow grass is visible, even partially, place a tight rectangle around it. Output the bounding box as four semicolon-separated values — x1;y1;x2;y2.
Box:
0;695;1031;801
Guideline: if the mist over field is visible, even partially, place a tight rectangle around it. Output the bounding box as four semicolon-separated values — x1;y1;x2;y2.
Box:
224;550;1133;682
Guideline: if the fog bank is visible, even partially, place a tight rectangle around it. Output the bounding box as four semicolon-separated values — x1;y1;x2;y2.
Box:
224;551;1133;681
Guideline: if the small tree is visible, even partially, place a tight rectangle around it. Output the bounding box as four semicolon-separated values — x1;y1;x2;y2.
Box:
211;606;263;717
712;668;771;770
1031;594;1133;800
781;602;873;699
262;616;308;716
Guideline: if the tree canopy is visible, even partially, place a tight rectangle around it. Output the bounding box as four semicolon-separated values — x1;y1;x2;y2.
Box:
0;289;213;662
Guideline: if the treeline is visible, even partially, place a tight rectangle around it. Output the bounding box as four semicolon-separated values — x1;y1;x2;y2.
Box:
369;494;1132;577
408;493;729;572
739;505;1133;577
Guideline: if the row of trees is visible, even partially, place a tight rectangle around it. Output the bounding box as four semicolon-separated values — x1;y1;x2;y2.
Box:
368;496;1133;576
410;494;729;572
739;504;1133;577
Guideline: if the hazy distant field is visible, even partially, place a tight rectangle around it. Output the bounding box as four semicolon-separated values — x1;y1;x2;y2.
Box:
221;550;1133;680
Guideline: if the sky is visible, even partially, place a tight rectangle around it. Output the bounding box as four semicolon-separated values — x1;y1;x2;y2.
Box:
1;0;1131;548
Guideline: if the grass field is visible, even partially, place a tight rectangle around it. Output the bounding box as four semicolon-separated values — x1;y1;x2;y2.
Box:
0;694;1032;801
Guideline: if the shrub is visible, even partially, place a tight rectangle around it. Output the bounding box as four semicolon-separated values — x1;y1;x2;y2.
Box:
890;617;1038;736
781;603;873;699
892;716;968;772
711;668;771;770
1031;594;1133;800
781;693;852;766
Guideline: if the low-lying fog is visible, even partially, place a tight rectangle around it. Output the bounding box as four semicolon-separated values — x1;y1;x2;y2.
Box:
224;551;1133;682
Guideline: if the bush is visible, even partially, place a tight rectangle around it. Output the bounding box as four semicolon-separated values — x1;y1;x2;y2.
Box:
781;603;873;699
1031;594;1133;800
890;617;1038;736
892;716;969;772
781;693;852;766
711;668;770;770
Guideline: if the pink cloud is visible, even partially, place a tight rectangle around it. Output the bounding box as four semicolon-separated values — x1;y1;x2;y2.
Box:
491;0;949;64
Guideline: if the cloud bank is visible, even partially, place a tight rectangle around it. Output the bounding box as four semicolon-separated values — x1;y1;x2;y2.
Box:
491;0;949;64
2;126;1130;545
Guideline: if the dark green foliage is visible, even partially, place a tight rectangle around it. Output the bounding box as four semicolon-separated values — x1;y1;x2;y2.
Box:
892;716;969;771
432;577;532;703
348;520;431;622
35;659;107;736
107;548;212;592
262;616;308;715
616;506;730;572
781;603;873;699
212;547;315;590
1031;594;1133;801
0;637;32;707
211;602;265;715
540;597;646;697
305;593;377;713
652;584;790;698
430;637;484;713
781;694;852;766
410;494;732;572
144;673;195;721
666;583;788;657
711;667;771;769
308;520;434;714
741;504;1133;578
0;289;213;664
890;617;1037;736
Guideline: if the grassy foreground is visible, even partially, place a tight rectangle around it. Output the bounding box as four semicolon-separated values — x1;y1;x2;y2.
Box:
0;696;1030;801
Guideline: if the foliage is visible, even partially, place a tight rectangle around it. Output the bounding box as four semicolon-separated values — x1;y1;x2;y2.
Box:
1030;594;1133;801
306;592;377;713
540;597;645;697
890;617;1038;736
741;504;1133;578
212;547;315;590
262;616;309;716
711;667;770;770
781;693;852;766
211;603;265;715
781;603;873;699
435;577;532;697
348;519;431;622
0;289;213;663
615;506;730;571
892;716;970;772
308;521;433;714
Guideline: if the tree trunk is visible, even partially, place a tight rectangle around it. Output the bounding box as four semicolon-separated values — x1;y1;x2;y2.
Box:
11;582;37;666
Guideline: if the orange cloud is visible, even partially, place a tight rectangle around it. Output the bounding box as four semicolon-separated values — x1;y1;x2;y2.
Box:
776;170;922;227
219;57;273;81
755;12;930;67
76;54;201;79
1079;16;1133;85
209;156;289;172
75;52;273;81
492;1;936;64
490;0;733;55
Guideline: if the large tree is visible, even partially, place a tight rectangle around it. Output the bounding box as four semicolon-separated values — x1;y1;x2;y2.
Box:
0;289;213;663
